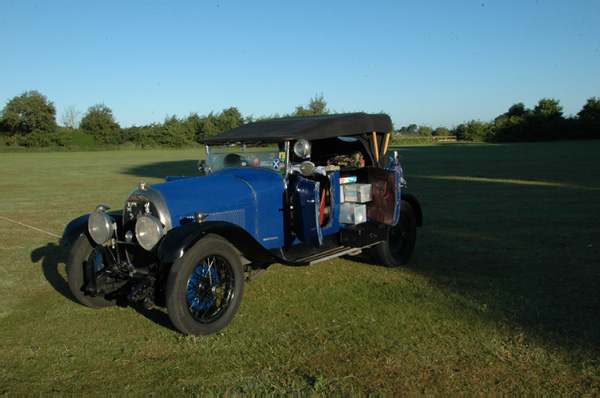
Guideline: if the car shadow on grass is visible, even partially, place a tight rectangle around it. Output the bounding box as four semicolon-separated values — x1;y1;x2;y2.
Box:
33;242;178;333
130;303;179;333
32;242;77;304
348;231;600;362
123;160;202;180
347;186;599;363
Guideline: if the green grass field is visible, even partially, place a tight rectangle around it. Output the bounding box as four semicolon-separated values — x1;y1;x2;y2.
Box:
1;141;599;394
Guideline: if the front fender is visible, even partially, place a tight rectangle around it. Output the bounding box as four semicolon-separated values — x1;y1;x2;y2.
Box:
61;212;124;246
158;221;305;266
61;214;90;246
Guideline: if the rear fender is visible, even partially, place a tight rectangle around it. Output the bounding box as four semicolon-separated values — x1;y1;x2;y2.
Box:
401;192;423;227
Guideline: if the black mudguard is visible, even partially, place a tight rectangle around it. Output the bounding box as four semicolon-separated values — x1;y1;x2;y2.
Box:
158;221;307;266
61;214;90;246
401;192;423;227
61;213;124;246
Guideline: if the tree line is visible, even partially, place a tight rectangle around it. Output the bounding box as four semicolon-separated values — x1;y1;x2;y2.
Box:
1;90;598;148
396;97;600;142
0;91;330;149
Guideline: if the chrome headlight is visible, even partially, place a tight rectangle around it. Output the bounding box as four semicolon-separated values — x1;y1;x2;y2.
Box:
88;211;116;245
293;139;311;158
135;214;165;251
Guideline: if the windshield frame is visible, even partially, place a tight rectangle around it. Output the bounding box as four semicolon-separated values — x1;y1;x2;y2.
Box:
204;141;290;177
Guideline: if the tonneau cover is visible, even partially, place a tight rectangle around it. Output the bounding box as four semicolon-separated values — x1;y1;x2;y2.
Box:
199;112;392;143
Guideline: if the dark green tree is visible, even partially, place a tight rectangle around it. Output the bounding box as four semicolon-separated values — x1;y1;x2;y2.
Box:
183;113;204;142
506;102;528;118
196;112;221;139
493;102;530;142
294;94;328;116
578;97;600;121
572;97;600;139
121;123;162;148
454;120;495;142
434;127;449;136
216;107;245;132
154;115;192;147
0;90;61;146
416;125;433;136
534;98;563;119
193;108;246;140
80;103;121;144
531;98;565;140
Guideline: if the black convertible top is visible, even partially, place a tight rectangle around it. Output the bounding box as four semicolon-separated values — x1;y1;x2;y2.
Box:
199;112;392;144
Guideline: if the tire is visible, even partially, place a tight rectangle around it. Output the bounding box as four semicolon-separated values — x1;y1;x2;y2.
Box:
376;200;417;267
166;236;244;335
66;234;117;308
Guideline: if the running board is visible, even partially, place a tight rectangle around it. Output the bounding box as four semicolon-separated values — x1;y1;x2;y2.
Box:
298;246;363;265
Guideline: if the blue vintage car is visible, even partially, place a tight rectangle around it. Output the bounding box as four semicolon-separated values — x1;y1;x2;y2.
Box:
62;113;423;335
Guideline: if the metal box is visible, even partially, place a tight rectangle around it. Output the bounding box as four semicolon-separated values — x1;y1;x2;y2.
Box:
339;203;367;224
342;183;372;203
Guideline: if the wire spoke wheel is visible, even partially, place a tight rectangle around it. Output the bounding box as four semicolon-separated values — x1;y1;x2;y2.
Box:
186;254;235;323
166;236;244;335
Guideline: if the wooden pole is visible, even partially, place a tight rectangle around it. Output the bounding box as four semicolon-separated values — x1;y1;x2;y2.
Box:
372;132;379;163
381;132;390;161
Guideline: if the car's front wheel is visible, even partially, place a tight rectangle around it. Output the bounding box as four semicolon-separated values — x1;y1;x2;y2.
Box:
375;200;417;267
166;236;244;335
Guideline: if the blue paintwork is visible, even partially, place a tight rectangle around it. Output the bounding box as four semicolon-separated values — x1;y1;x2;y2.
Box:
158;220;304;265
293;177;323;247
388;157;404;226
289;170;342;247
321;170;342;236
151;167;286;250
392;171;402;226
165;176;196;182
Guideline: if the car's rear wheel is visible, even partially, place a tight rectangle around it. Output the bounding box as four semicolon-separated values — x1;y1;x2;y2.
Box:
375;200;417;267
66;234;118;308
166;236;244;335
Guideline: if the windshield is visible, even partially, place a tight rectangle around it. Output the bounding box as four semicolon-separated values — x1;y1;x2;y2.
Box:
205;142;286;174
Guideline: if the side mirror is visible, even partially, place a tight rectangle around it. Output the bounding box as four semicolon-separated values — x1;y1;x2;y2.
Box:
299;161;315;177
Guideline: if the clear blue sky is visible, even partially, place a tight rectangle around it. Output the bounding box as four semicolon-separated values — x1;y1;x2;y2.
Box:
2;0;599;129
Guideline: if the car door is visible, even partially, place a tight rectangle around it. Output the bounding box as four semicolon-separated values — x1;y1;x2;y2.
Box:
366;168;400;226
292;177;323;247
